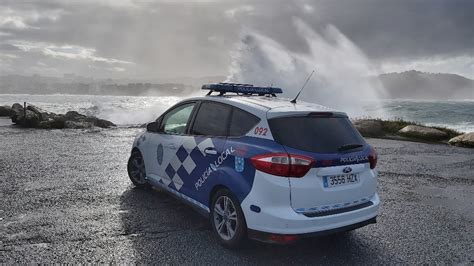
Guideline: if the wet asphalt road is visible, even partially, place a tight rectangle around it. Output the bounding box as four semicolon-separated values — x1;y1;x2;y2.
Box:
1;123;473;264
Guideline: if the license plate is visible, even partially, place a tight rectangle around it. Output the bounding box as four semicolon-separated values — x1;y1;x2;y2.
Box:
323;174;359;188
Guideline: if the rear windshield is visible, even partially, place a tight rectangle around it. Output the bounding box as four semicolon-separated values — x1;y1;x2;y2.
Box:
268;116;366;153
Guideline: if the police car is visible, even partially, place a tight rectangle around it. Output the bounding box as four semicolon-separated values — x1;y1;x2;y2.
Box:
127;83;379;248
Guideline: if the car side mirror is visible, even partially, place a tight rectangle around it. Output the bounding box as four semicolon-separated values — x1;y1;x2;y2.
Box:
146;121;158;132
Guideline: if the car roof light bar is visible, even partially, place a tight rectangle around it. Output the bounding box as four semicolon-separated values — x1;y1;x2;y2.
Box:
202;83;283;96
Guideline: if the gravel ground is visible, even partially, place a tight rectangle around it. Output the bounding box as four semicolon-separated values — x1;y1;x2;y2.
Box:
1;122;473;264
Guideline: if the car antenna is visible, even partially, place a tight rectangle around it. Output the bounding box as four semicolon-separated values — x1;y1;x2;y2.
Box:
290;69;315;104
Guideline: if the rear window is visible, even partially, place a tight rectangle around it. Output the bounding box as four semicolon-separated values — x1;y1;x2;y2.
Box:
229;108;260;137
268;116;366;153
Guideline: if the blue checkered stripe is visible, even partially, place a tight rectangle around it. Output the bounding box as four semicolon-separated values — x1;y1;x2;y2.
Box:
158;137;214;191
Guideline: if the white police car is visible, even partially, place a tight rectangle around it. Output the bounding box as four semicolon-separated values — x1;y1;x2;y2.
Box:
127;83;379;248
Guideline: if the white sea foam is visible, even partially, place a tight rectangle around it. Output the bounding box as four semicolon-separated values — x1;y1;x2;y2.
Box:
0;94;472;132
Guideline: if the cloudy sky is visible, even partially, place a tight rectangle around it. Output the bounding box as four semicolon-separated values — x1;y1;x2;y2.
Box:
0;0;473;80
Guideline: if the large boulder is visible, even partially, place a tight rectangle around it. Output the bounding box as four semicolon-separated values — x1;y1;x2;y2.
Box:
65;111;115;128
37;115;66;129
10;103;24;123
0;105;12;116
10;103;43;127
86;117;116;128
38;120;55;129
27;105;52;121
64;111;87;121
64;120;93;129
17;110;41;127
448;133;474;148
398;125;448;140
353;119;384;137
50;114;66;128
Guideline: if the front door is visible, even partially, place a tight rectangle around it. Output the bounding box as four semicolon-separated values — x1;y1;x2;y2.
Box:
143;102;197;192
144;101;233;210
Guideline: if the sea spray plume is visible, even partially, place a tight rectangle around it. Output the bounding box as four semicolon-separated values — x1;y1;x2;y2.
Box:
226;32;304;90
226;19;386;118
81;96;180;125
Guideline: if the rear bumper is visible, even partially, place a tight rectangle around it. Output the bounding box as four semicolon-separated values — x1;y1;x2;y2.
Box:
242;193;379;235
248;216;377;243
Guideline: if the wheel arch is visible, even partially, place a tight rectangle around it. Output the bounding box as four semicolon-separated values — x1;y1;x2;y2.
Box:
209;184;231;206
131;147;141;155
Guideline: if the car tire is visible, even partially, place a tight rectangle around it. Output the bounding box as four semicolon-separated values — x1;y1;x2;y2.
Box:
210;189;247;249
127;151;150;189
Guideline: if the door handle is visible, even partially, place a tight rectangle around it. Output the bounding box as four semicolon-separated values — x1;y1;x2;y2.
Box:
204;147;218;155
165;144;177;150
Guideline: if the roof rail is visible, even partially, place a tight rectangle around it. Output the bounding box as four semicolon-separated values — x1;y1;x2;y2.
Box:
202;83;283;96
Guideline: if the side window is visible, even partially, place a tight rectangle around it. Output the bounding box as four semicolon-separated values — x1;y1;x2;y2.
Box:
191;102;232;136
229;107;260;137
161;103;195;135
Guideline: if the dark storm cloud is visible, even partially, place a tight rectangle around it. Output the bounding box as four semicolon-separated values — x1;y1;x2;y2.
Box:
309;0;474;60
0;0;473;78
214;0;474;60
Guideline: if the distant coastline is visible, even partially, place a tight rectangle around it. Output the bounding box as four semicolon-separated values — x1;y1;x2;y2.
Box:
1;70;473;99
0;74;225;97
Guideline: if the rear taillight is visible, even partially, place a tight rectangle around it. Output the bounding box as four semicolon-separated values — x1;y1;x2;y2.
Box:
251;153;315;177
369;147;378;169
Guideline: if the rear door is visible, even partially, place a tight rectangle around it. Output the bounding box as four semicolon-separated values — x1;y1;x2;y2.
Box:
180;101;232;205
268;113;377;214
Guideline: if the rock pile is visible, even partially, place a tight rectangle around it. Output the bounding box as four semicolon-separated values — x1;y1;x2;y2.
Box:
7;103;115;129
353;118;471;148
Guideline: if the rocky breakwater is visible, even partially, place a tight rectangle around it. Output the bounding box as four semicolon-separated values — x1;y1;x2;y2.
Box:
7;103;116;129
353;118;472;148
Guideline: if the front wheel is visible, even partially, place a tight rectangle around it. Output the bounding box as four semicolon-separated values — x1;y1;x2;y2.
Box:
127;151;150;188
210;189;247;249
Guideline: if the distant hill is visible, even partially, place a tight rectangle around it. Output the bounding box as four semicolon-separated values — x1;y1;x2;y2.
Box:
376;70;474;100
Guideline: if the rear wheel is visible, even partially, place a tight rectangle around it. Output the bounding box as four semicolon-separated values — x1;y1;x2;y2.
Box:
210;189;247;248
127;151;150;188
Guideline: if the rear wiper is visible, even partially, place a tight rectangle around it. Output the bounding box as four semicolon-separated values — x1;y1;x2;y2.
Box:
337;143;363;151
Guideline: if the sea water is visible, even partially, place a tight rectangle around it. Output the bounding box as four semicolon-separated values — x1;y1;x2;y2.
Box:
0;94;472;133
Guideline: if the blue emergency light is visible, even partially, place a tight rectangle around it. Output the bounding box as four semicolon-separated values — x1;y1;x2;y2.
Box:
202;83;283;96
